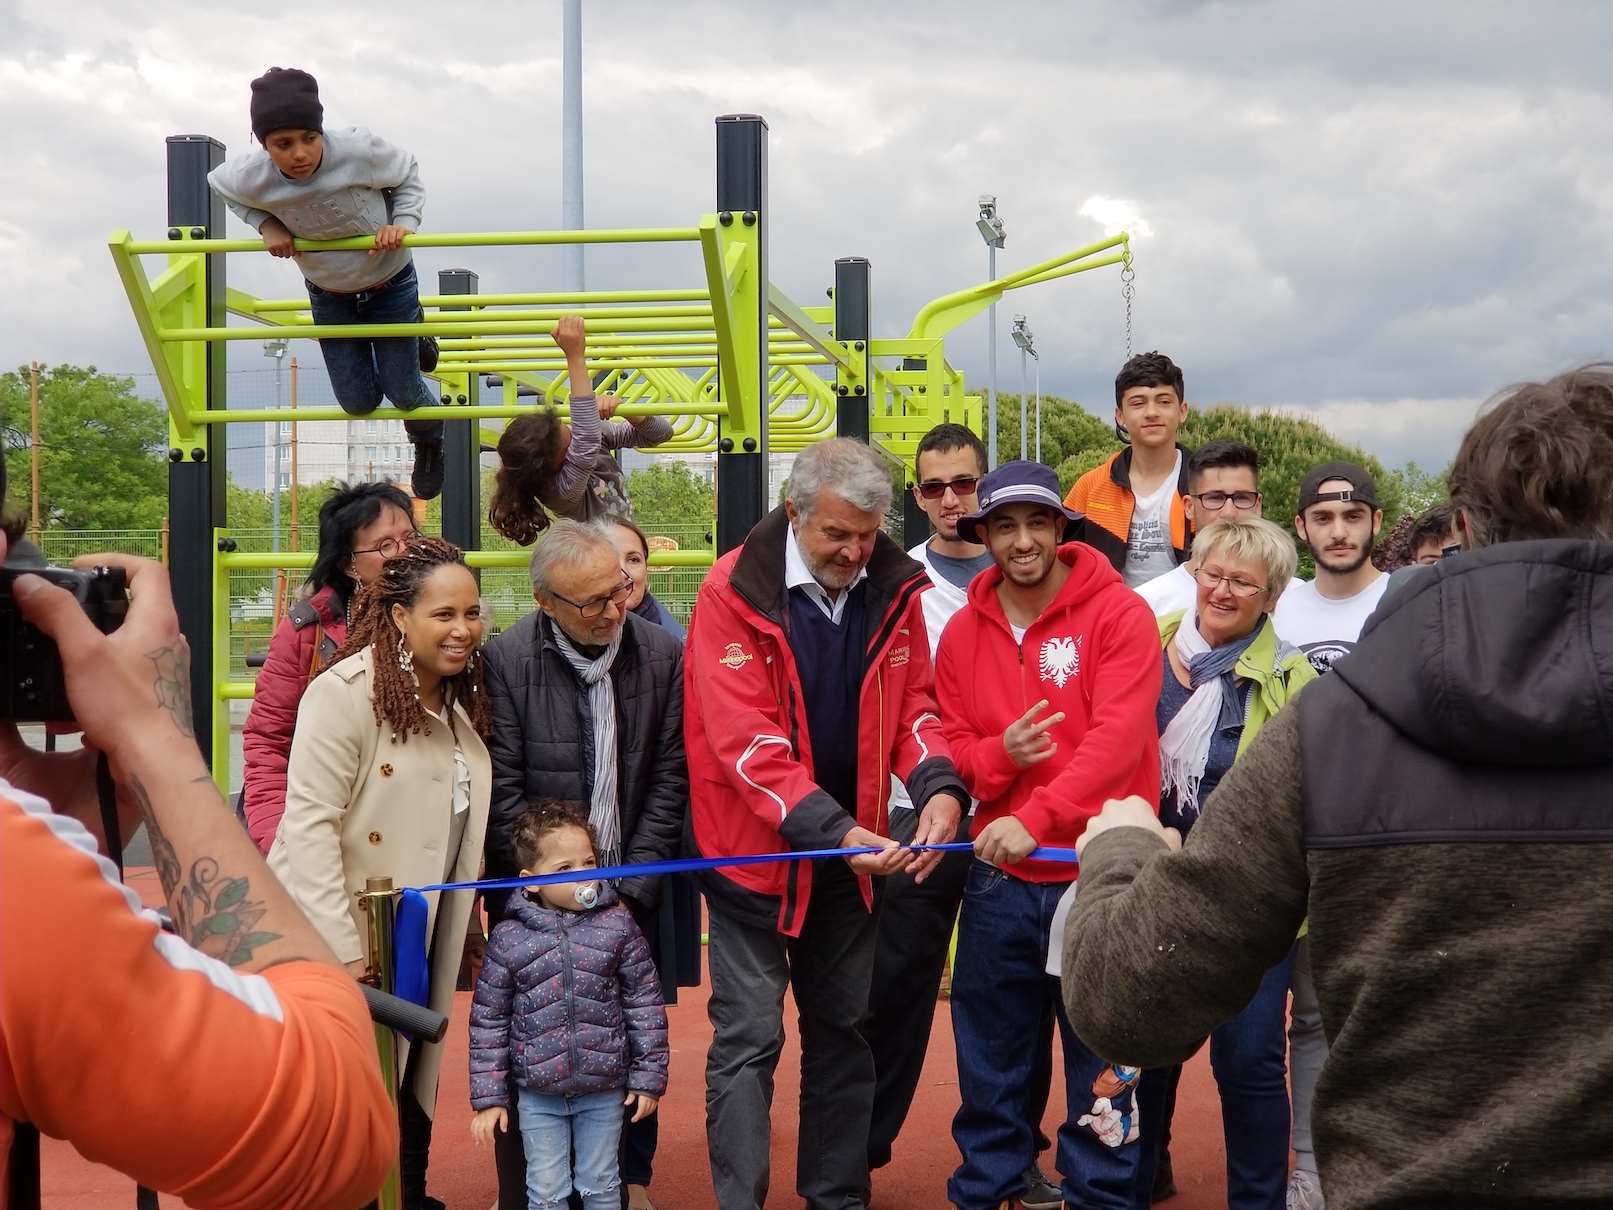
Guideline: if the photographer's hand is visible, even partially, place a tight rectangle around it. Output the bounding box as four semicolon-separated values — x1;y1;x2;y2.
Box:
11;555;346;973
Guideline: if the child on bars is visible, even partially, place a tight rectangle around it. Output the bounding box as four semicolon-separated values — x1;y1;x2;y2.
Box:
469;800;669;1210
488;315;676;543
208;66;447;500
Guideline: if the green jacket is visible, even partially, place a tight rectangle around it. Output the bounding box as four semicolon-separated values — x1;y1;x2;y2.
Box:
1158;610;1317;759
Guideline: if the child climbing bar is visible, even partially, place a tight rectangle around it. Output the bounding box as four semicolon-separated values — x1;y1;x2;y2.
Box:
208;66;447;500
488;315;676;543
468;800;670;1210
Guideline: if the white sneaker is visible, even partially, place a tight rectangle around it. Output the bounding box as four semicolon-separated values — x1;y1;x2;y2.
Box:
1287;1169;1325;1210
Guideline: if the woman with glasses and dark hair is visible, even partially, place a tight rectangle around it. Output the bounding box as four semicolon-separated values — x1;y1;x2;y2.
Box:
240;479;417;853
1139;516;1316;1210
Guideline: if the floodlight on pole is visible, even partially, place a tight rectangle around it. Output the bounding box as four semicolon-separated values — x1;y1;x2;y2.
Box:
1011;315;1035;462
977;195;1006;467
264;339;288;551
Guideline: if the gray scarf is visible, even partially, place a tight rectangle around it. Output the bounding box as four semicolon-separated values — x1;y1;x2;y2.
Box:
552;623;624;864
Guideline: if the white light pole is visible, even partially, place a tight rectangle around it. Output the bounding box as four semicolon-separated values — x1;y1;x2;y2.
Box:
263;339;288;548
562;0;585;293
976;196;1006;467
1011;316;1039;463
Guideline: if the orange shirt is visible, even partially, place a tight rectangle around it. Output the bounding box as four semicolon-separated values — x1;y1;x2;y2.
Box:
0;785;397;1209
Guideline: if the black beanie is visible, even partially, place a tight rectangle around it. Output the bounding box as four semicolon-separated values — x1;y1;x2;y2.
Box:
250;67;323;143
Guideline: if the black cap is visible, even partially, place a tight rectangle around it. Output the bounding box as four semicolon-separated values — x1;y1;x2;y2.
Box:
250;67;323;143
955;460;1083;544
1297;460;1379;515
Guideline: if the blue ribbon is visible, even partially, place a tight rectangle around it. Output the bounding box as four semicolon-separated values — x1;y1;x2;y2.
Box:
389;842;1078;1009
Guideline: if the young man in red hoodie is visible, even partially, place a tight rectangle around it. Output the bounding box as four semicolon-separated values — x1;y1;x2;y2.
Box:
935;461;1164;1210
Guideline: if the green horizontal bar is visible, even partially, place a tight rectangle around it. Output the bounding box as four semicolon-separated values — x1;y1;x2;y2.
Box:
220;548;713;570
248;289;713;311
160;317;718;341
127;228;703;255
219;682;258;700
191;401;722;424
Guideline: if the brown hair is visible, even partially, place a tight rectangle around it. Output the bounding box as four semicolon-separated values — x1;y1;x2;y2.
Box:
326;533;492;741
608;515;650;558
1448;364;1613;547
489;410;567;545
1373;504;1452;572
512;798;598;871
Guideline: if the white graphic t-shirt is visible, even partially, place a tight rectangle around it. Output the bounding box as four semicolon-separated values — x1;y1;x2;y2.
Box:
1123;452;1182;589
1136;562;1197;618
1272;573;1391;674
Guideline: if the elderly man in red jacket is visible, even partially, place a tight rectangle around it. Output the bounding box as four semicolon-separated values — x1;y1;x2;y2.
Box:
685;437;969;1210
935;460;1163;1210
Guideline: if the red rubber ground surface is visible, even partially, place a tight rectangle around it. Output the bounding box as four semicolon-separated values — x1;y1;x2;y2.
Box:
41;871;1234;1209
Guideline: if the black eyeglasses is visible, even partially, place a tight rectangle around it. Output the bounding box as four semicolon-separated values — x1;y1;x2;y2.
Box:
352;533;421;559
915;476;981;500
551;578;634;619
1192;567;1268;597
1191;490;1261;510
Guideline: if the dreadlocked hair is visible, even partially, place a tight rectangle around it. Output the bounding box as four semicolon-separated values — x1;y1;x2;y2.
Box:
489;409;567;545
325;533;493;743
511;798;598;871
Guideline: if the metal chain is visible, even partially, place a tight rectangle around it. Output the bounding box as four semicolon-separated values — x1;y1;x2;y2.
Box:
1120;249;1135;362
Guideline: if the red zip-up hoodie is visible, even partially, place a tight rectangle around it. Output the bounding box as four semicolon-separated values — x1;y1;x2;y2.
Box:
935;542;1163;882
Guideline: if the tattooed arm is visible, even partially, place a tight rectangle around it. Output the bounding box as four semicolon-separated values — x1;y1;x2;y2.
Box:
5;554;345;973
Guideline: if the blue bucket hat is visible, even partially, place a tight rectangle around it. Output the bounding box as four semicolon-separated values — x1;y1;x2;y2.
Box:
955;460;1083;545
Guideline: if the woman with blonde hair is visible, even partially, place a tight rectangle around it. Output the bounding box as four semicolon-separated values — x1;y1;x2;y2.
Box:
1142;517;1316;1210
270;533;491;1210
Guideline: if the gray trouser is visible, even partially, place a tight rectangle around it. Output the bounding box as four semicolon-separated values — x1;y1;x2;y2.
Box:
1288;936;1328;1173
706;864;880;1210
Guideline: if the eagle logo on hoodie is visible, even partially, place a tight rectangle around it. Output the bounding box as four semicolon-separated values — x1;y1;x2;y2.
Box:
1039;634;1082;689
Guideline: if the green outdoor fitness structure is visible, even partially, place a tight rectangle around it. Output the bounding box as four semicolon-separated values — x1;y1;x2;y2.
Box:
110;114;1131;793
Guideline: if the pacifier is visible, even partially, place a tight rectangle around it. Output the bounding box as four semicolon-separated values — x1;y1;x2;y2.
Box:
573;881;599;909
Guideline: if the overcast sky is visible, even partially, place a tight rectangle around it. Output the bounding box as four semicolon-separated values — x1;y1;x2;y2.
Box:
5;0;1611;470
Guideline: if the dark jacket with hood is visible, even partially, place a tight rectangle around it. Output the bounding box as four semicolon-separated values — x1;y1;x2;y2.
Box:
480;610;688;925
1062;539;1613;1210
468;883;669;1107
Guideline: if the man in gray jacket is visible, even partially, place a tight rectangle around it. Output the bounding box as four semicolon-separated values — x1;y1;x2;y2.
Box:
208;67;446;498
481;519;689;1210
1064;365;1613;1210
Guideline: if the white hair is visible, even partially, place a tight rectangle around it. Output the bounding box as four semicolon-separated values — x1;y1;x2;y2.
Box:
528;519;618;596
787;438;893;519
1191;518;1300;598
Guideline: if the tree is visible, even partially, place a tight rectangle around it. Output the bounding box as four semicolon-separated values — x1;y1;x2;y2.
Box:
1383;460;1448;517
2;365;168;530
623;461;715;546
989;393;1120;486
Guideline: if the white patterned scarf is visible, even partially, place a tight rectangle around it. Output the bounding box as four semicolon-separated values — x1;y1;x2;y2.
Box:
552;624;624;864
1158;615;1264;816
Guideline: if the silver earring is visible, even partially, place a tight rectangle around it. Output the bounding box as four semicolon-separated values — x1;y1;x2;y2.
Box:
397;638;414;676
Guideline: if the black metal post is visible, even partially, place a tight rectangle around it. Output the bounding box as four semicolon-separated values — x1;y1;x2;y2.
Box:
900;356;932;548
834;257;871;443
165;135;227;767
437;269;480;561
715;114;768;553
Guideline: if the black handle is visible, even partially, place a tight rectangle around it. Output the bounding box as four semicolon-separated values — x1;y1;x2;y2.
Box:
361;983;449;1043
245;651;268;668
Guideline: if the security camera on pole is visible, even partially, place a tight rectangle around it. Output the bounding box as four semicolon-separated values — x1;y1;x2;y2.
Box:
976;196;1006;467
1011;315;1038;462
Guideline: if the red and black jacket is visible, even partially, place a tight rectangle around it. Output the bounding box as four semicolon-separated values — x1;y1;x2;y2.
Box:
684;506;967;935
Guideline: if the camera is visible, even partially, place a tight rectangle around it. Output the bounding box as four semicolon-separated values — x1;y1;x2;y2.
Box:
0;564;129;722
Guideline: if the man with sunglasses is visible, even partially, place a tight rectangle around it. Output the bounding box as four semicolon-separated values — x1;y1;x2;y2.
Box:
479;518;689;1208
1138;440;1265;620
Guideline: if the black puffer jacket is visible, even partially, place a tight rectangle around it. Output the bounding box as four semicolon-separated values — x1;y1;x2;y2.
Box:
481;610;688;923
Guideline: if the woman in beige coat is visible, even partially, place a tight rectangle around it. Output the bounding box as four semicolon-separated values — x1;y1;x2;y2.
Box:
270;534;491;1210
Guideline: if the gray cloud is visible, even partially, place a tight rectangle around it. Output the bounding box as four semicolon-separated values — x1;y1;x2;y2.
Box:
4;0;1610;471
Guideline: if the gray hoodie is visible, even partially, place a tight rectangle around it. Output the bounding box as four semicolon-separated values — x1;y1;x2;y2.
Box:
208;126;425;293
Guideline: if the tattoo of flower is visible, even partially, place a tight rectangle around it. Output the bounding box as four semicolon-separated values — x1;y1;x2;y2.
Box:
146;643;194;738
180;858;281;967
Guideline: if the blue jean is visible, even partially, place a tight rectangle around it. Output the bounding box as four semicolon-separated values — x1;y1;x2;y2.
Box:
516;1086;623;1210
305;261;442;442
1210;946;1296;1210
949;862;1150;1210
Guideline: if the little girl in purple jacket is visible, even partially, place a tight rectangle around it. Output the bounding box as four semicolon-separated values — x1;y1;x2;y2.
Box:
469;800;669;1210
